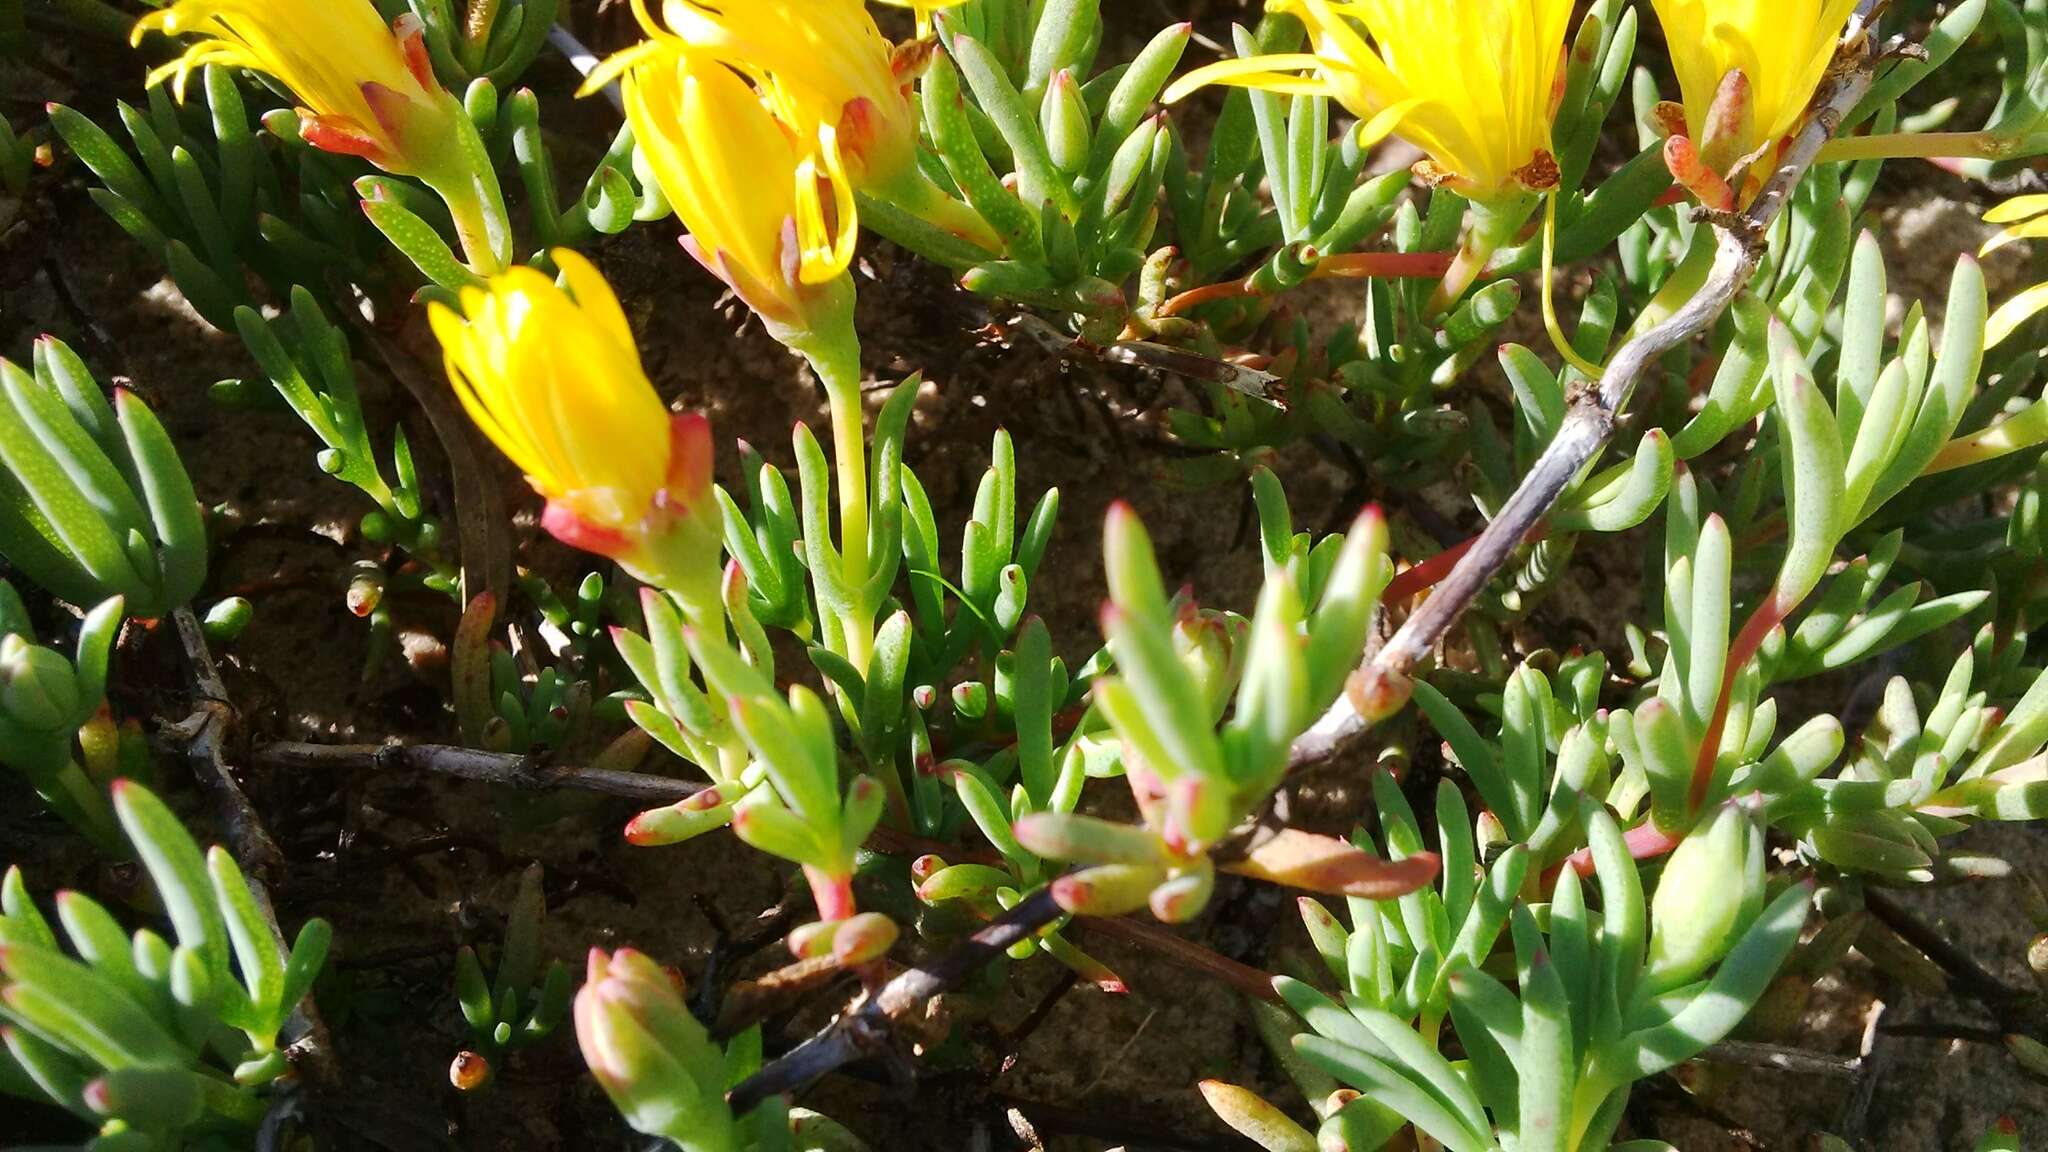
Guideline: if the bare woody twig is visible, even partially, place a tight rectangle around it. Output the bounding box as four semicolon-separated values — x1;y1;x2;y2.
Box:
254;741;707;805
1288;3;1889;770
166;609;339;1089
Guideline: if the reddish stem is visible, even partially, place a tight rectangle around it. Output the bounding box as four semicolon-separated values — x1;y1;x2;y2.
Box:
803;866;858;922
1159;280;1256;317
1555;816;1687;881
1383;522;1551;605
1310;250;1457;281
1157;251;1456;317
1687;598;1788;813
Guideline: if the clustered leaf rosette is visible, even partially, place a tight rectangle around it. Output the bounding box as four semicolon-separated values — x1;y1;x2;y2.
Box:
0;339;205;622
1252;803;1809;1152
0;782;330;1148
382;0;561;90
1015;483;1441;924
135;0;512;272
1648;0;1861;209
1758;632;2048;878
0;581;128;853
908;4;1192;338
449;863;573;1092
430;251;723;618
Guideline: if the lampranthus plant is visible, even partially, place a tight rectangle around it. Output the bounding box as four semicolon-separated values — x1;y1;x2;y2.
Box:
5;0;2048;1146
0;782;330;1149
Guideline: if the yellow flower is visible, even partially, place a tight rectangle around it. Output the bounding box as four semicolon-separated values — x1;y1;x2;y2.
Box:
430;252;717;598
134;0;457;175
1650;0;1858;172
1983;194;2048;348
871;0;968;37
1164;0;1573;202
617;44;849;327
589;0;920;287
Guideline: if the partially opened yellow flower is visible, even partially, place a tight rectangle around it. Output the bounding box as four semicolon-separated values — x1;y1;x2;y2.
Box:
431;251;720;611
620;44;851;329
589;0;920;286
1165;0;1573;204
136;0;511;271
1983;195;2048;348
137;0;454;176
1650;0;1859;202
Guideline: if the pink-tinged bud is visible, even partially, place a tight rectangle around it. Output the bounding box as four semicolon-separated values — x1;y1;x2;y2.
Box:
1050;863;1168;918
915;863;1010;905
787;920;838;960
831;913;899;967
909;854;947;884
1662;134;1736;213
574;948;736;1145
1149;864;1214;924
623;789;734;847
1345;663;1413;724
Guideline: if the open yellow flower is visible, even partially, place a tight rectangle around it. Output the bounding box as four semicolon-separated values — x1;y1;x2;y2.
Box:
431;251;720;608
1650;0;1859;201
135;0;455;175
1165;0;1573;203
135;0;511;271
618;43;850;329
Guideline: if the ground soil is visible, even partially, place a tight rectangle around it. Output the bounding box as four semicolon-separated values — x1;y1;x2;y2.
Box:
1;4;2044;1151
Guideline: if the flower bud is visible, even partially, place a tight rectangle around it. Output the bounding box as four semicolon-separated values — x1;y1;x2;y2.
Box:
831;912;899;966
574;948;737;1148
0;635;81;732
1041;70;1093;176
1646;803;1759;992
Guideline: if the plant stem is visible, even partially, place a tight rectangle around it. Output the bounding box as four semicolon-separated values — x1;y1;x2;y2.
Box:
1816;129;2016;163
799;327;875;672
1156;251;1455;317
1688;598;1788;812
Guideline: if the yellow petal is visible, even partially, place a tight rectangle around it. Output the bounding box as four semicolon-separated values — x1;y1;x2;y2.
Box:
1985;194;2048;225
1987;281;2048;350
1161;54;1329;104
